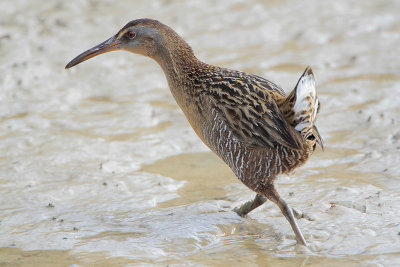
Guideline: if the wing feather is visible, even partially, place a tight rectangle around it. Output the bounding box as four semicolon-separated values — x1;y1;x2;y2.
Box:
203;69;303;150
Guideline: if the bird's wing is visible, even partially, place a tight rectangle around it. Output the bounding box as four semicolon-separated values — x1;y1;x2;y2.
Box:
203;70;303;150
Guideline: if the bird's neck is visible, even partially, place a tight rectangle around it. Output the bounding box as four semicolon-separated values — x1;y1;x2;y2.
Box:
151;31;203;89
150;33;209;131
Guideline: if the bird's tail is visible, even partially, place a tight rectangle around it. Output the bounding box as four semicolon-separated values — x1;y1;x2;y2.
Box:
282;67;323;150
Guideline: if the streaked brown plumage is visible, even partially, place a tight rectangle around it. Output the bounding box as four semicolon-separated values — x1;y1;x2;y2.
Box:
66;18;323;246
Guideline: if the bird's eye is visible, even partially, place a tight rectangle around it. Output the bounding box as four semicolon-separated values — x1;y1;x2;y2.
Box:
127;31;136;39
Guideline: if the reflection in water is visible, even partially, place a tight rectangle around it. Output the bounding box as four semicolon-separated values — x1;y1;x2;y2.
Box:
0;0;400;265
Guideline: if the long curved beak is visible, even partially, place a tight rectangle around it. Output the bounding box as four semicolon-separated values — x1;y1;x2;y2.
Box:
65;35;121;69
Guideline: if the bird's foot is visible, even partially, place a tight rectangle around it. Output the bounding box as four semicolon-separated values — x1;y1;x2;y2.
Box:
233;194;267;217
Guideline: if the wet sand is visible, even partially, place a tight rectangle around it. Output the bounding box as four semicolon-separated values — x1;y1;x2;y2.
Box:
1;0;400;266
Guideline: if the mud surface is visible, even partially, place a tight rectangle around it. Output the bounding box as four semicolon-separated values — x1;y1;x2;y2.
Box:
1;0;399;266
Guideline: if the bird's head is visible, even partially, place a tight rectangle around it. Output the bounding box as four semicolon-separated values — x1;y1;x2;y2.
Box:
65;19;169;69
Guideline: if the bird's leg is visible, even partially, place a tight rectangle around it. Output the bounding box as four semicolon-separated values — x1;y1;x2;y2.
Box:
233;194;267;217
264;185;307;246
276;197;307;246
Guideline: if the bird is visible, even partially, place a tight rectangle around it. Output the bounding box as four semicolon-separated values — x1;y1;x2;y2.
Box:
66;18;323;246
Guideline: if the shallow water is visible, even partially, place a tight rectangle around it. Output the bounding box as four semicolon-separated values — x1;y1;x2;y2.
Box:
1;0;400;266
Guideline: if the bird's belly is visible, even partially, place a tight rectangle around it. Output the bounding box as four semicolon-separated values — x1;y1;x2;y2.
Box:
200;111;310;191
198;111;263;187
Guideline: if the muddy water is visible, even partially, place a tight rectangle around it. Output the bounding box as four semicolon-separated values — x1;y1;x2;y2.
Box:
1;0;400;266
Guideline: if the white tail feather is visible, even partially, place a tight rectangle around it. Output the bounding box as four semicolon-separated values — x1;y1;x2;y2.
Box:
293;69;317;133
